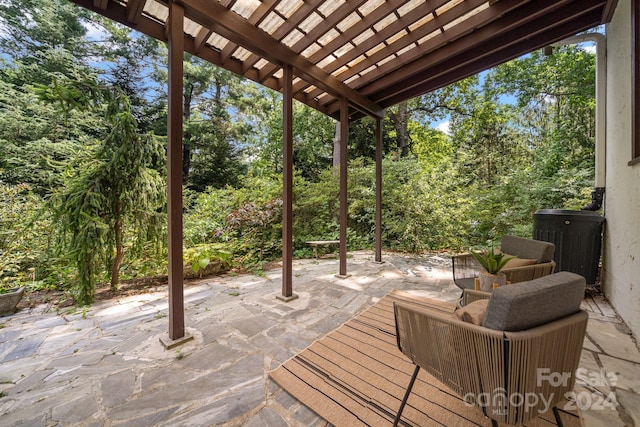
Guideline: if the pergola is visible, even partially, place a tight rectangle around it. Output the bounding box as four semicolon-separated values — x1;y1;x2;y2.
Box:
68;0;617;343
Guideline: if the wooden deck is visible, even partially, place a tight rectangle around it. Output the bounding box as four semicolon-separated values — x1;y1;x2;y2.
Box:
270;290;583;426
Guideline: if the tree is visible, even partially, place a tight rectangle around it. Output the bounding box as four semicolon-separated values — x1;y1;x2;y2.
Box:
492;46;596;176
151;54;255;188
249;92;336;182
52;88;165;304
95;19;163;132
384;80;477;158
0;0;90;59
0;0;104;194
348;116;395;161
0;62;106;194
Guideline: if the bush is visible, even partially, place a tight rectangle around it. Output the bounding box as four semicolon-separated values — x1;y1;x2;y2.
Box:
0;182;59;291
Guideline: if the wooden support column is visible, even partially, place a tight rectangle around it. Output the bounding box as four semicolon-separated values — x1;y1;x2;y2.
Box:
337;98;350;278
375;116;383;263
277;65;297;302
162;0;191;347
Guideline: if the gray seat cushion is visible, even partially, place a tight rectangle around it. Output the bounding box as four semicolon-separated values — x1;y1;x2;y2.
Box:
500;235;555;263
483;272;585;331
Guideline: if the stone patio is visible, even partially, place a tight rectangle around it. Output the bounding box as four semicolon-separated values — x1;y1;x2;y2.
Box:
0;251;638;426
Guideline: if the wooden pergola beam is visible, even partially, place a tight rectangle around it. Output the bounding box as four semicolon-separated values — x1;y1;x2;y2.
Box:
256;0;368;81
338;97;349;278
325;0;600;115
177;0;384;118
325;0;469;79
278;65;297;302
126;0;146;24
305;0;413;66
375;116;383;263
369;1;603;106
67;0;329;115
167;0;185;342
303;0;488;104
378;12;602;108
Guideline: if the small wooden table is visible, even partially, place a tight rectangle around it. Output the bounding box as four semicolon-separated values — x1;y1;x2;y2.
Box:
306;240;340;258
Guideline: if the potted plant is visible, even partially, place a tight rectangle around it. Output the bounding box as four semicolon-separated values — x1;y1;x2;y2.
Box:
470;247;514;291
0;286;25;316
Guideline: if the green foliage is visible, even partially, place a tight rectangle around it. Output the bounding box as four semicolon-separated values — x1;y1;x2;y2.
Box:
0;182;55;291
248;94;336;182
0;0;90;59
0;8;600;304
0;69;102;194
184;116;247;192
224;198;283;263
470;246;514;274
51;88;165;305
293;169;339;244
184;243;232;275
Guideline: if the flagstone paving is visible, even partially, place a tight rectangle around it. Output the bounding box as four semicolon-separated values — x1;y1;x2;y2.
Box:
0;251;638;426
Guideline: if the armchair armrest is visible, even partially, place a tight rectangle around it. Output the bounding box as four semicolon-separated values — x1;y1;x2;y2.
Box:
502;260;556;283
462;289;491;305
394;301;504;395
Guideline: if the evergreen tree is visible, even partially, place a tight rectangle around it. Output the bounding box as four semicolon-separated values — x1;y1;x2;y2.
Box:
52;88;165;304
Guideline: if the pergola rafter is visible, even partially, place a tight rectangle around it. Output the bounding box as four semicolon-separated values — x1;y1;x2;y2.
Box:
177;0;384;117
71;0;616;119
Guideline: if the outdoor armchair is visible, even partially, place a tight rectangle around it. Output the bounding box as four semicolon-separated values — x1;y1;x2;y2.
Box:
393;272;587;426
452;235;556;290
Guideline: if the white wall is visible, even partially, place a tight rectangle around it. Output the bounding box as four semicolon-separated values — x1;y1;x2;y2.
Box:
604;0;640;340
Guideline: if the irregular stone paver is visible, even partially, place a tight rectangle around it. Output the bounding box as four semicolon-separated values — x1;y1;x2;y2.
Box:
0;250;638;426
587;318;640;363
616;388;640;426
599;354;640;392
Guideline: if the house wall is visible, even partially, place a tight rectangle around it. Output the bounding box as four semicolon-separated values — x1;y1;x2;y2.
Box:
604;0;640;340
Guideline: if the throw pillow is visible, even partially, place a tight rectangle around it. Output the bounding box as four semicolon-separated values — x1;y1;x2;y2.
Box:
453;299;489;325
502;254;538;269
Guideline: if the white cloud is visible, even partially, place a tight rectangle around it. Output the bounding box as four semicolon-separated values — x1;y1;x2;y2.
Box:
83;21;108;41
436;120;451;135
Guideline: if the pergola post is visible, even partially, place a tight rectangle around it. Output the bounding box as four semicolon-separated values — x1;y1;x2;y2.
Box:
375;116;383;263
337;97;350;278
162;0;192;348
277;65;298;302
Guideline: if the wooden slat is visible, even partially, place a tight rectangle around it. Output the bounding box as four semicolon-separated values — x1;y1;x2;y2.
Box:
326;0;603;114
244;0;325;81
193;27;212;53
371;6;603;108
179;0;384;117
225;0;279;69
328;0;481;78
365;0;598;96
306;0;414;65
73;0;611;121
257;0;368;81
126;0;146;23
93;0;108;10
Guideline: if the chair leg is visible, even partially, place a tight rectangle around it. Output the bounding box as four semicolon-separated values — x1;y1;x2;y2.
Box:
491;419;499;427
393;365;420;427
553;406;564;427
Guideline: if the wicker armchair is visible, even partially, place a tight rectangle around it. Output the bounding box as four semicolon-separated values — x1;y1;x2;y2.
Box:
393;272;587;427
453;235;556;290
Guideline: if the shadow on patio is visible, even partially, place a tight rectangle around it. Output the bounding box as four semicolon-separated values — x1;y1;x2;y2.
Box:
0;251;638;426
